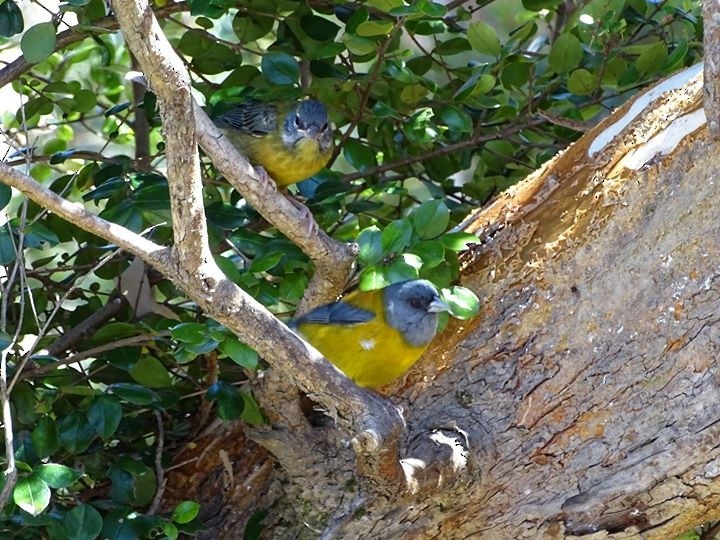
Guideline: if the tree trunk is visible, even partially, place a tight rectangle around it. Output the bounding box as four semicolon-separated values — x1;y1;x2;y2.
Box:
164;64;720;539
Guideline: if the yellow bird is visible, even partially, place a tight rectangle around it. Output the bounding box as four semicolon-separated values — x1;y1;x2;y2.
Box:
292;280;449;389
213;99;334;186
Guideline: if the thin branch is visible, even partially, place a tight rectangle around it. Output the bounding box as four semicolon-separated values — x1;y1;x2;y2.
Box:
339;119;546;183
147;410;166;515
0;163;171;269
45;296;127;357
331;17;407;164
20;332;171;381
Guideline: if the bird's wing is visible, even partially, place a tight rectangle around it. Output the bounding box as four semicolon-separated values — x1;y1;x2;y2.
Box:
214;102;279;137
294;301;375;326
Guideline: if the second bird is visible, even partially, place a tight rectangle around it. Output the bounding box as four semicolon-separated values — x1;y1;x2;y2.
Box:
292;280;449;389
213;99;334;186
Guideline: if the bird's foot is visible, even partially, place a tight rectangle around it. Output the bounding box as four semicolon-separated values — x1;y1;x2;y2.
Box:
254;166;278;195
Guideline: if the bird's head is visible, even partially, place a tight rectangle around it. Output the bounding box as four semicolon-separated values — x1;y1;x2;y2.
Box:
281;100;334;152
383;280;450;347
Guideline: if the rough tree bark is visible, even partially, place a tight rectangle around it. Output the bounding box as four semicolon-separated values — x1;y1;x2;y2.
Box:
159;63;720;539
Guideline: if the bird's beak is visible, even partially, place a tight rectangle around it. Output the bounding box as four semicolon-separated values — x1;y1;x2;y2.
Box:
428;297;450;313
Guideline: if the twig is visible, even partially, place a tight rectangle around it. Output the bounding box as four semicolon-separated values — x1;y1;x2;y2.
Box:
147;410;166;515
20;332;171;381
339;119;546;183
45;296;127;357
331;17;407;164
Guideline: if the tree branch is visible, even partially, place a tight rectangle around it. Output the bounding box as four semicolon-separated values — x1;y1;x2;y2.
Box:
0;163;172;270
107;0;406;494
112;0;208;274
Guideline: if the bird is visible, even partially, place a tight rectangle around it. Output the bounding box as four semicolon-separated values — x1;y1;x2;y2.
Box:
291;280;450;389
213;99;334;186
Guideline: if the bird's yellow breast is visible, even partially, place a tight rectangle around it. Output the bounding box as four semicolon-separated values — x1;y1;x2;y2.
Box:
242;135;332;186
296;289;431;389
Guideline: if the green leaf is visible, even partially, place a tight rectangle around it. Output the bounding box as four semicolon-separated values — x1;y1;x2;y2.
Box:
300;15;340;40
32;416;60;459
88;395;122;440
454;71;495;99
232;12;274;42
386;260;419;282
381;219;413;254
467;21;501;56
408;240;446;267
0;0;23;37
244;510;268;540
163;522;179;540
206;381;244;420
636;41;668;78
172;501;200;524
416;0;447;17
261;52;299;85
442;286;481;319
249;250;284;273
440;232;478;251
109;460;156;507
21;22;57;64
411;200;450;239
129;357;172;388
343;140;376;171
0;227;16;265
356;20;394;36
57;412;95;453
13;476;50;516
109;383;161;405
357;226;383;265
501;60;533;88
171;322;207;344
73;89;97;113
64;504;103;540
568;68;596;96
366;0;403;11
219;340;259;370
240;391;265;425
0;183;10;210
35;464;81;489
12;381;38;424
548;33;583;74
438;105;473;134
359;266;390;290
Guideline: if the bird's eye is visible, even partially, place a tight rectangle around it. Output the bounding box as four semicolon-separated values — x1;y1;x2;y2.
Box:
294;114;302;128
321;122;329;132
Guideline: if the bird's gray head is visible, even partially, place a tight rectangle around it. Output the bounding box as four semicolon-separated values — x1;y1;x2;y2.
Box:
282;100;333;151
383;280;449;347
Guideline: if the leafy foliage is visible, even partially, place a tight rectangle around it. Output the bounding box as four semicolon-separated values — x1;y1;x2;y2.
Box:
0;0;702;537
